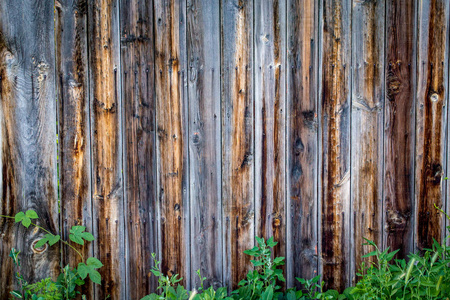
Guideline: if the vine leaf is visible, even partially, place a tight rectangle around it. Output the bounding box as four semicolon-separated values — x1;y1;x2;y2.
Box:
14;210;38;228
69;226;94;245
77;257;103;285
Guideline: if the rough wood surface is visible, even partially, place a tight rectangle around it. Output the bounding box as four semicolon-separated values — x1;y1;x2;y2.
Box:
187;0;222;289
88;0;126;298
254;0;286;281
154;0;190;288
350;0;385;284
0;0;59;297
415;0;449;251
55;0;93;295
286;0;319;287
221;0;254;290
384;0;416;258
320;0;352;291
120;0;158;297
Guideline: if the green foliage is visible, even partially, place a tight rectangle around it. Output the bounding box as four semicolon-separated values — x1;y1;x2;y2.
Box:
231;236;285;300
2;210;103;299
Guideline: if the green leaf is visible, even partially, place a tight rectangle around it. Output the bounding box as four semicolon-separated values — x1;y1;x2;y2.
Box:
70;225;86;234
21;216;31;228
87;257;103;269
69;233;84;245
10;290;22;298
35;236;49;248
81;232;95;241
77;263;89;279
15;212;25;223
25;210;38;219
362;250;378;258
89;269;102;285
47;234;60;246
261;286;273;300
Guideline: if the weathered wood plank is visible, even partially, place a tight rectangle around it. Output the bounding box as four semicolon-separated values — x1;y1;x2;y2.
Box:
88;0;126;298
350;0;385;284
187;0;222;289
0;0;59;297
320;0;352;291
221;0;254;290
154;0;190;287
254;0;286;282
120;0;158;297
384;0;416;258
55;0;93;295
286;0;319;287
415;0;449;251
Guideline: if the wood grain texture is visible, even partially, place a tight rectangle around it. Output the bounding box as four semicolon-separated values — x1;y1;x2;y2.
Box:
254;0;286;281
55;1;93;296
0;0;59;297
187;0;222;289
120;0;158;297
350;0;385;284
221;0;254;290
384;0;416;258
415;0;449;251
88;0;126;298
320;0;352;291
286;0;319;287
154;0;190;288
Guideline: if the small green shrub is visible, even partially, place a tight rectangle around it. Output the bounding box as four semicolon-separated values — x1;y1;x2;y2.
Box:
1;210;102;299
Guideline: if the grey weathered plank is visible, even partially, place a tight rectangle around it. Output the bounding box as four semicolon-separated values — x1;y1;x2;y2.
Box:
221;0;254;290
154;0;190;288
350;0;385;284
55;0;93;295
187;0;222;290
415;0;449;251
0;0;59;297
88;0;126;298
384;0;416;258
319;0;352;291
286;0;319;287
254;0;286;283
120;0;158;297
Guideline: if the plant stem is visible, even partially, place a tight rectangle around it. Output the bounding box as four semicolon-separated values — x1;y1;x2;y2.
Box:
0;215;15;219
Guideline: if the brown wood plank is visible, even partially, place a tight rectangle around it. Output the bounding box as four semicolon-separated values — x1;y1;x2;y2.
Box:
320;0;352;291
286;0;319;287
55;0;93;296
187;0;222;289
384;0;416;258
350;0;385;284
88;0;126;298
254;0;286;281
221;0;254;290
0;0;59;297
415;0;449;251
154;0;190;287
120;0;158;297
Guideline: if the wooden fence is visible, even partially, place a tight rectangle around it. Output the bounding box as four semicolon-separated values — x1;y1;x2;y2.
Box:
0;0;449;298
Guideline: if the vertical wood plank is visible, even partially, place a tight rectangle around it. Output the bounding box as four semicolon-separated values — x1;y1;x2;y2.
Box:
154;0;190;287
350;0;385;283
0;0;59;296
55;0;93;295
88;0;126;298
254;0;286;278
187;0;222;289
320;0;352;291
221;0;254;290
286;0;319;287
120;0;158;297
415;0;449;251
384;0;416;258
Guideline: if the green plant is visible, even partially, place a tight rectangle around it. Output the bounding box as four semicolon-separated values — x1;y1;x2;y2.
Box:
229;236;285;300
1;210;102;299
